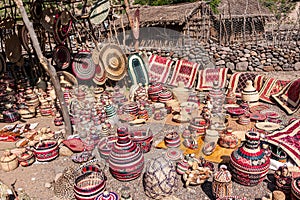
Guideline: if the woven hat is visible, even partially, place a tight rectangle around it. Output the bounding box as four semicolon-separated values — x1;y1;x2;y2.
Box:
53;45;71;69
0;53;6;74
57;71;78;88
5;34;22;63
132;9;140;40
99;44;127;81
72;50;96;80
89;0;110;25
93;63;107;85
54;11;72;44
18;25;31;52
31;0;43;21
40;8;57;33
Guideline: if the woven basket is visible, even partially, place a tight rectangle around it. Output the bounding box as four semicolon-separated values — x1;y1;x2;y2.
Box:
74;162;106;200
143;156;178;199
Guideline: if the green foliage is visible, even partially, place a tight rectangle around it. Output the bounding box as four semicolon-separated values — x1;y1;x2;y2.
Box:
206;0;221;14
261;0;296;20
134;0;197;6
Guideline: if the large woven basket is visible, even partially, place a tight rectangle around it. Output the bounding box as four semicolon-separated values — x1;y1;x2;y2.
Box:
74;162;106;200
143;156;178;199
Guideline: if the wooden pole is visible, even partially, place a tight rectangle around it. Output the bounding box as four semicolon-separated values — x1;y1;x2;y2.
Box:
14;0;72;138
123;0;139;52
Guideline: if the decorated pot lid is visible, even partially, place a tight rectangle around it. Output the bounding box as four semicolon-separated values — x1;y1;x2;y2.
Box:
90;0;110;25
53;11;72;44
99;44;127;81
31;0;43;21
53;45;71;69
63;138;84;152
165;148;183;161
95;191;119;200
72;50;96;80
18;25;31;52
255;122;281;132
93;62;107;85
260;109;281;119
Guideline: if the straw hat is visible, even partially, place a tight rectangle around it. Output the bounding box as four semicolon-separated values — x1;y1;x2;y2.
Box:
89;0;110;25
54;11;72;44
0;53;6;74
93;63;107;85
72;50;96;80
132;9;140;40
40;8;57;33
57;71;78;88
5;34;22;63
18;25;31;52
99;44;127;81
53;45;71;69
31;0;43;21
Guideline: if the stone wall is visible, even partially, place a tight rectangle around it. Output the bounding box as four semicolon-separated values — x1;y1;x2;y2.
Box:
137;40;300;72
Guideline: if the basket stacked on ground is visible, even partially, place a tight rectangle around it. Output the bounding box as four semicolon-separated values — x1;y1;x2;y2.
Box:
291;177;300;200
74;164;107;200
33;140;59;162
229;131;270;186
109;127;144;181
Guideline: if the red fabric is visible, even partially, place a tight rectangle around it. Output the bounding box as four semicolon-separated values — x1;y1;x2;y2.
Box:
168;59;200;88
259;77;290;104
196;68;228;90
148;55;173;84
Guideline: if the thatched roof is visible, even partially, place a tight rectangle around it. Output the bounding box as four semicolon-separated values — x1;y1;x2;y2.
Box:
217;0;272;18
125;1;205;26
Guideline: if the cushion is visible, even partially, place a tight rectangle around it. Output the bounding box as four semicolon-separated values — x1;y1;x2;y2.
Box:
168;59;200;88
272;78;300;115
259;77;290;104
228;72;264;97
196;67;229;90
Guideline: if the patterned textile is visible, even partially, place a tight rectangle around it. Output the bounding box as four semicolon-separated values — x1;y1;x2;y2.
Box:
148;55;173;84
168;59;200;88
263;119;300;166
272;78;300;115
259;77;290;104
228;72;264;97
196;68;229;90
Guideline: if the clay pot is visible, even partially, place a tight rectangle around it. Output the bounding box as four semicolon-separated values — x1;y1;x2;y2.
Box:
0;150;19;172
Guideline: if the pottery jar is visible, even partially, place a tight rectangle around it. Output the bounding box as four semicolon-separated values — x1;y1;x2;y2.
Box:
229;131;270;186
0;150;19;172
212;165;233;199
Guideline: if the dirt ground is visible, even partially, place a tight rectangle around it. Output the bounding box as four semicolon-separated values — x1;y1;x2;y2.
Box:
0;71;299;200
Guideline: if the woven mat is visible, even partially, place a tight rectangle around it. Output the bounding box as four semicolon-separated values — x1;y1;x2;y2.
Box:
148;54;173;84
259;77;290;104
153;113;252;164
228;72;264;97
263;119;300;166
196;68;229;90
168;59;200;88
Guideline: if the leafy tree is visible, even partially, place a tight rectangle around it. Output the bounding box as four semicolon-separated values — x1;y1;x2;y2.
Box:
206;0;221;14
